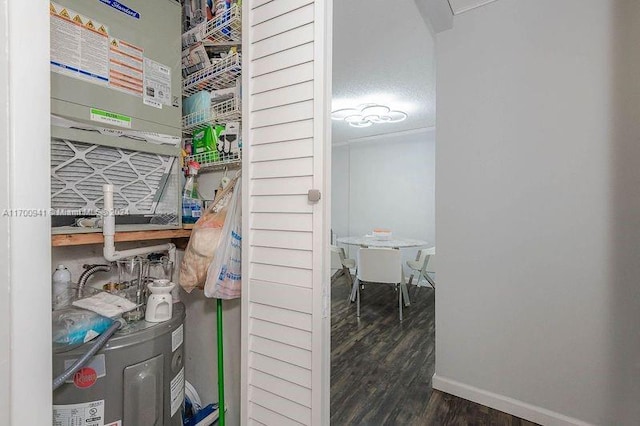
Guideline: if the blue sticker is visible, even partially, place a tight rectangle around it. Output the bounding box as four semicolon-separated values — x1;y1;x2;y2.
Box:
99;0;140;19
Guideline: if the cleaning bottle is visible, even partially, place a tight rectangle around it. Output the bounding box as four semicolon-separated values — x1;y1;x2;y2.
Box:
52;264;72;310
182;161;203;224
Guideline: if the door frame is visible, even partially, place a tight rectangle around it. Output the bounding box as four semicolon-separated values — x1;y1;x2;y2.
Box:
1;0;52;423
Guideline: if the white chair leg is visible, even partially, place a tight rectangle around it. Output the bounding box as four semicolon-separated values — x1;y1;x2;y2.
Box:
418;255;432;287
400;272;411;307
424;272;435;288
356;283;361;317
401;283;411;307
407;272;415;286
344;267;353;286
398;284;403;321
349;277;359;302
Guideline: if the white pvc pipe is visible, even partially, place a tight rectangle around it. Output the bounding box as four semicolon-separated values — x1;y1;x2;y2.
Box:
102;184;176;266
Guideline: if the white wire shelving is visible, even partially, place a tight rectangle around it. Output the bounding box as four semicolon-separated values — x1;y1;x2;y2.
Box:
182;95;241;133
185;150;242;172
182;53;242;96
203;4;242;46
182;5;243;174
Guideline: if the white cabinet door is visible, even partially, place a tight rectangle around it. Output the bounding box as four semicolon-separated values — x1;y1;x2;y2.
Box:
241;1;332;425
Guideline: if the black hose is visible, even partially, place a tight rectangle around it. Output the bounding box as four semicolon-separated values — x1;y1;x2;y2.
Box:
52;319;124;391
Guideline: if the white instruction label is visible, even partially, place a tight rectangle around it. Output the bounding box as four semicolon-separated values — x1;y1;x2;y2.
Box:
172;324;184;352
170;367;185;416
50;2;109;86
143;58;172;109
105;421;121;426
53;399;104;426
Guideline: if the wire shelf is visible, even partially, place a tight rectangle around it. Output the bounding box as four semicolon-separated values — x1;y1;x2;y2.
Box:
203;4;242;45
187;149;242;172
182;96;241;133
183;53;241;96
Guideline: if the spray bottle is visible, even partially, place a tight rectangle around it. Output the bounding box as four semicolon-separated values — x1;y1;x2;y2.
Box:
182;161;203;224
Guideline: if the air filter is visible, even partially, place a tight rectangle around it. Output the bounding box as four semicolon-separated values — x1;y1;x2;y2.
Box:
51;138;176;216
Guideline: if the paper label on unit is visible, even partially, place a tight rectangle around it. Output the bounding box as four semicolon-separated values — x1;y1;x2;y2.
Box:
109;38;144;97
143;58;172;109
64;354;106;384
50;2;109;86
90;108;132;128
53;399;105;426
105;421;122;426
172;324;184;352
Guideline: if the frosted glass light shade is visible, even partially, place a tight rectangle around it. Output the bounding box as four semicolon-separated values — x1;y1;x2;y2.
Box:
330;104;407;128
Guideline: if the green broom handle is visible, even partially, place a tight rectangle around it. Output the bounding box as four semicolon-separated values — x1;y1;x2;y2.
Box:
217;298;225;426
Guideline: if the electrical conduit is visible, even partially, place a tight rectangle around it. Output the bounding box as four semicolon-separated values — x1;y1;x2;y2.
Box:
52;318;125;391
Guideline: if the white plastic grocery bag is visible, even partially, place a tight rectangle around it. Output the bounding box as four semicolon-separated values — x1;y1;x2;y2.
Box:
204;178;241;299
179;178;236;292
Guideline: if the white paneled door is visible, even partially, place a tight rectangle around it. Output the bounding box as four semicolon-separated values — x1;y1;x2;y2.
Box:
242;0;332;425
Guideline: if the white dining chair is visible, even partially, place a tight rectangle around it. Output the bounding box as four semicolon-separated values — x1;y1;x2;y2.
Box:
351;248;410;321
331;245;355;286
407;246;436;288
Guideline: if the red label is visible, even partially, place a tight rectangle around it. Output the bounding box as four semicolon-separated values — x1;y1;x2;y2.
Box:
73;367;97;389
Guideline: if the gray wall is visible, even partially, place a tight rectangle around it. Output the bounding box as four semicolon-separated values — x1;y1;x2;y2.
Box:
435;0;640;424
332;129;436;271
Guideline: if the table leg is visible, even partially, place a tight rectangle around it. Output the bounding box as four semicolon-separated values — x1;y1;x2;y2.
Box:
401;267;411;307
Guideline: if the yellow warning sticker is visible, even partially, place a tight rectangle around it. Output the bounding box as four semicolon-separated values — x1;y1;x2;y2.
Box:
111;39;118;48
50;2;57;14
98;25;107;34
50;2;109;86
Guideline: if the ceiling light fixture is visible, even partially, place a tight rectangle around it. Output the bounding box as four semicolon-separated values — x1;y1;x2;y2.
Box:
331;104;408;128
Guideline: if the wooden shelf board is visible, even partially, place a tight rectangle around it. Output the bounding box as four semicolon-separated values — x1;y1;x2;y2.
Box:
52;229;192;247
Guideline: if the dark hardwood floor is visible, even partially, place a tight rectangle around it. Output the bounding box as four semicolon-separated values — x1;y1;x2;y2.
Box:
330;274;539;426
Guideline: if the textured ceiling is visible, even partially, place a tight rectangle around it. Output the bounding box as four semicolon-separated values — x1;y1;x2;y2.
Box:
332;0;436;144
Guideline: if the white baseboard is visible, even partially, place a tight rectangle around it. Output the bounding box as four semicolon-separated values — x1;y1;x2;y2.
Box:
431;374;594;426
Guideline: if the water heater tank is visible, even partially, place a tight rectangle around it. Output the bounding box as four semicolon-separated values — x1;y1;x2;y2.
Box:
53;303;186;426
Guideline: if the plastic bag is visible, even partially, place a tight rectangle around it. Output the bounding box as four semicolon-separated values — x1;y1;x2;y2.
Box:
52;307;114;353
179;177;238;292
205;177;241;299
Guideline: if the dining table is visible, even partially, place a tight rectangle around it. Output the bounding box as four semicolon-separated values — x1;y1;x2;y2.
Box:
337;235;430;307
336;235;430;249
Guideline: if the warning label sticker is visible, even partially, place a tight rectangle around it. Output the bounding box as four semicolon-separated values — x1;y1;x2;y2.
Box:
50;2;109;86
53;399;105;426
143;58;172;109
109;37;144;97
170;367;185;417
172;324;184;352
